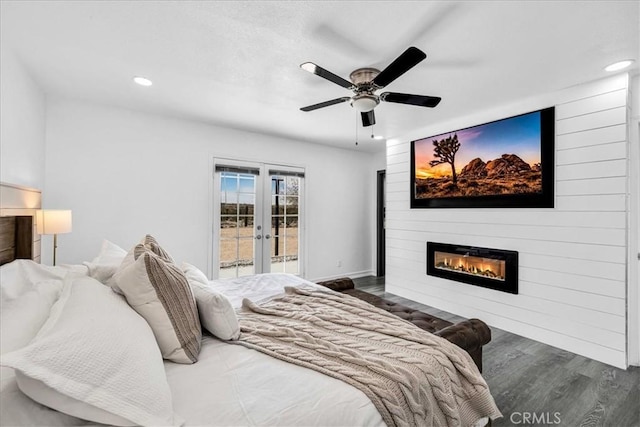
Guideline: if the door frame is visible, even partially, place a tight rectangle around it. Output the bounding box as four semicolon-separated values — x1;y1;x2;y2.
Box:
209;157;305;279
376;169;385;277
211;158;262;280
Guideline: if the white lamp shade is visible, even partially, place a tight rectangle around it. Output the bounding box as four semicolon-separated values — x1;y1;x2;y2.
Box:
36;210;72;235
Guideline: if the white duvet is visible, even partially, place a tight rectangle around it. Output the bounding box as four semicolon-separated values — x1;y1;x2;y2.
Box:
206;273;327;309
166;336;384;426
1;266;384;426
166;273;385;426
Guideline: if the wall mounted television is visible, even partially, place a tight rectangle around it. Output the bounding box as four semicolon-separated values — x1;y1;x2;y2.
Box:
410;107;555;208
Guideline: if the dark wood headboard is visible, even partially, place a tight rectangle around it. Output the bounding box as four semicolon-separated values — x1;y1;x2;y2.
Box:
0;182;42;265
0;216;34;265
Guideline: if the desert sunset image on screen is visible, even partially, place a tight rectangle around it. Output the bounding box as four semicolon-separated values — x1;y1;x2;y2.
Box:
414;111;543;199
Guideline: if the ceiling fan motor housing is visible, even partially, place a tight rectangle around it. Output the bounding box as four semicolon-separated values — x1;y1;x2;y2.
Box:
349;68;381;112
349;67;380;85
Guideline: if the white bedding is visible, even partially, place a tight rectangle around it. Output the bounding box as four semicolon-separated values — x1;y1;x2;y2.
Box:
166;335;384;426
1;261;90;426
166;273;385;426
1;266;384;426
206;272;327;309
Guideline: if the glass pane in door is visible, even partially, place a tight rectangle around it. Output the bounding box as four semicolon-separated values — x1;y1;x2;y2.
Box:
269;175;300;274
219;172;257;278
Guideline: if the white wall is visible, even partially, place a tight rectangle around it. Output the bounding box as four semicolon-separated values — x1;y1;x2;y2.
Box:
385;74;633;368
0;47;46;189
43;98;377;280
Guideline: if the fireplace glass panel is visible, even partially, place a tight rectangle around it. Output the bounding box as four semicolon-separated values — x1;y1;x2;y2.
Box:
427;242;518;294
434;251;505;281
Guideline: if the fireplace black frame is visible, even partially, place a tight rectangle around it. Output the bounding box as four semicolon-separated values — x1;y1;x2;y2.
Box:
427;242;519;294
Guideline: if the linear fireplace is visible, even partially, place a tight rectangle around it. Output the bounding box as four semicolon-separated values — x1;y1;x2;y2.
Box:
427;242;518;294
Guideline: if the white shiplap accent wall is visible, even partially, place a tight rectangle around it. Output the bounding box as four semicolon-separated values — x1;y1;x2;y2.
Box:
385;75;630;368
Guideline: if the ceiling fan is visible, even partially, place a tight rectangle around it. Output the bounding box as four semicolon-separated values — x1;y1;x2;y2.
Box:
299;47;441;127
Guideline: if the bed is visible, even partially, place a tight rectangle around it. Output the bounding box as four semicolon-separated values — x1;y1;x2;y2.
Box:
0;260;391;426
0;186;501;426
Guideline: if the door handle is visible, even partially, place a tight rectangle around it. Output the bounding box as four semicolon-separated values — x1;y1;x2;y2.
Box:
255;235;262;240
264;234;271;240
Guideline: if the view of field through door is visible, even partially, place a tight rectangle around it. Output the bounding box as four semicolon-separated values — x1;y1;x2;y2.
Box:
213;160;303;279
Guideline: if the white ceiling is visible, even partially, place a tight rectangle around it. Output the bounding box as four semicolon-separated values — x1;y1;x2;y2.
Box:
1;1;638;152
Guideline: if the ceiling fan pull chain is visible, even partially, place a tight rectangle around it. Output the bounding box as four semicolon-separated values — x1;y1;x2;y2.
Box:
355;112;358;146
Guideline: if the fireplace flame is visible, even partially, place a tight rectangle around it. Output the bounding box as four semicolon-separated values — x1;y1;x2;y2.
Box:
434;251;505;281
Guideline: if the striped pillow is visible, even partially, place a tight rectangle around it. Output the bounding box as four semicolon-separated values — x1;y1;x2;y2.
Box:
116;244;201;364
112;235;173;294
142;234;174;263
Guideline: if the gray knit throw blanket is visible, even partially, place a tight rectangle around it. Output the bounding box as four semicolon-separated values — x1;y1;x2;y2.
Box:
234;287;502;427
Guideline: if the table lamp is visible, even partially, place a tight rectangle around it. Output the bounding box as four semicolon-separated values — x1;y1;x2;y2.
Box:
36;210;72;266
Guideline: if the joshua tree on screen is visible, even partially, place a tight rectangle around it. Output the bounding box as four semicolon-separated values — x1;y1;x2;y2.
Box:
429;133;460;184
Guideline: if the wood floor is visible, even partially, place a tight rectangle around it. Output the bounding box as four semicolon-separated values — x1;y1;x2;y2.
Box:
353;276;640;427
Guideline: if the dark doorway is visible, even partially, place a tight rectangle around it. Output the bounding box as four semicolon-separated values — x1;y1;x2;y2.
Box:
376;170;385;277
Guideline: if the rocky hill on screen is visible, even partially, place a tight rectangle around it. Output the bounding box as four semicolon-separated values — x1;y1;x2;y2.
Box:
416;154;542;199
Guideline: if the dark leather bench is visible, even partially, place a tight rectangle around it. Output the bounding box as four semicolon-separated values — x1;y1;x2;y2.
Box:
316;277;491;372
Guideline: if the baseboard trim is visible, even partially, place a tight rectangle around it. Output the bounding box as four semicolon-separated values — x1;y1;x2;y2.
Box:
309;270;375;283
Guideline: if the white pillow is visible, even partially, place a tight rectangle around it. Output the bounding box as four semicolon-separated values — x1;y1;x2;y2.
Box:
15;373;134;426
89;239;128;265
182;262;240;341
117;245;201;364
83;240;127;288
0;275;180;426
0;377;87;427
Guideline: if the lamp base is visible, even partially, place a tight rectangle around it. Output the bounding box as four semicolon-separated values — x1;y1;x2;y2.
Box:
53;233;58;266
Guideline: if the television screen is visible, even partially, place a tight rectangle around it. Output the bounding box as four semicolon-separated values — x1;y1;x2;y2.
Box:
410;107;555;208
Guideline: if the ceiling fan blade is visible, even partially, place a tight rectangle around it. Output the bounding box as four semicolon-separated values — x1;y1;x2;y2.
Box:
380;92;441;108
300;97;351;112
372;47;426;88
300;62;353;89
361;110;375;127
312;24;373;59
394;4;459;56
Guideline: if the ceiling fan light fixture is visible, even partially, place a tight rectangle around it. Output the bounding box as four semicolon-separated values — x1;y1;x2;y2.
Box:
350;94;379;112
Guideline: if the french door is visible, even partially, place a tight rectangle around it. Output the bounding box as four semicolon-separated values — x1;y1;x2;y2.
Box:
212;159;304;279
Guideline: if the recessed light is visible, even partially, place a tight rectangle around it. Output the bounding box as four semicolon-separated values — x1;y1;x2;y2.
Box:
605;60;634;72
372;135;384;140
133;76;153;86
